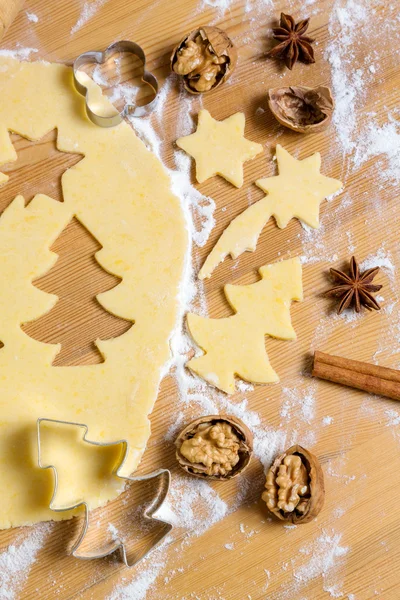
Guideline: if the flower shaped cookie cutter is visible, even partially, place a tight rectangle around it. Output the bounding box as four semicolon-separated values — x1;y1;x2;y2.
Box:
73;40;159;127
37;417;172;567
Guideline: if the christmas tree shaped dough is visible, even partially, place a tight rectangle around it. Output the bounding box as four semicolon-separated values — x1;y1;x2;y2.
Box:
187;257;303;394
0;58;187;528
199;145;342;279
176;109;263;188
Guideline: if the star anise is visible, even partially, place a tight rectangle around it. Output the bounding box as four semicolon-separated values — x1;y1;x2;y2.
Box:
267;13;315;71
325;256;383;314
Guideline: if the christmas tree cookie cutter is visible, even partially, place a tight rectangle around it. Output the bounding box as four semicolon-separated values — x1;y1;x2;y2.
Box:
73;40;159;127
37;417;172;567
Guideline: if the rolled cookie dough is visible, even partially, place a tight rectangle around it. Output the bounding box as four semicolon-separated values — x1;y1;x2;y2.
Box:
0;58;187;527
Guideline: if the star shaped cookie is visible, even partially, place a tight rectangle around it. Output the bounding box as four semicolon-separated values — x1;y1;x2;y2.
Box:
199;144;343;279
255;144;342;228
176;109;263;188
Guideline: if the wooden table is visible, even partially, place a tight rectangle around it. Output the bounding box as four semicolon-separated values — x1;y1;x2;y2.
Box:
1;0;400;598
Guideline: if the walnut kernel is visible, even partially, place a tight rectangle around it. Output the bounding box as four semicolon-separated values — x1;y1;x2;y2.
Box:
171;26;236;94
175;415;252;479
173;38;205;76
262;445;324;524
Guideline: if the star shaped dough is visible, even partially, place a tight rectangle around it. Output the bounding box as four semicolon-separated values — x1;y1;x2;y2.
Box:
176;109;263;188
199;144;343;279
255;144;343;228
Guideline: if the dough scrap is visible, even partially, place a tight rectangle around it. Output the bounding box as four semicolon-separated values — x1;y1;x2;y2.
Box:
0;58;187;528
187;257;303;394
199;145;343;279
176;109;263;188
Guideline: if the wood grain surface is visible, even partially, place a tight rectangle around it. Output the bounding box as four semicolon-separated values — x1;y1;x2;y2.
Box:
0;0;399;598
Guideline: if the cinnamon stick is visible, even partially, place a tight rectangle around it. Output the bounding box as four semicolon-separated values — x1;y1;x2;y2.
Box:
312;351;400;401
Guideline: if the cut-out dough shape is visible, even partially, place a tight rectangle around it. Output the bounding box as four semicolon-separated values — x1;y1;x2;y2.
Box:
199;145;343;279
176;109;263;188
187;257;303;394
0;58;187;528
1;129;84;204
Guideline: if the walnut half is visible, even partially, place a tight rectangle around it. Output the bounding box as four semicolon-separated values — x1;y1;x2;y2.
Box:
262;445;325;524
175;415;253;479
171;26;237;94
268;86;334;133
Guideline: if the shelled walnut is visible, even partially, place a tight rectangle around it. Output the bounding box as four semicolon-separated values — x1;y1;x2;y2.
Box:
175;415;253;479
262;445;324;524
268;86;334;133
171;26;237;94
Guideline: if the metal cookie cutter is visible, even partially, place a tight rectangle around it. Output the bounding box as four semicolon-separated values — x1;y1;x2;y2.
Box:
73;40;159;127
37;418;172;567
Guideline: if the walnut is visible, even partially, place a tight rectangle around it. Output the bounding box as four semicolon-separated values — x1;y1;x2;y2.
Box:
173;38;205;76
262;445;325;524
171;26;237;94
267;86;334;133
175;415;253;479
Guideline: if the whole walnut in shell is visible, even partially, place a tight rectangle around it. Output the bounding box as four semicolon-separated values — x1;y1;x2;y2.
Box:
175;414;253;479
171;26;237;94
268;86;334;133
262;445;324;524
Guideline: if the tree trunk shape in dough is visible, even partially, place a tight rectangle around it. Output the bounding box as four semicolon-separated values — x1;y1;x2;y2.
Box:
199;145;342;279
0;58;187;528
187;257;303;394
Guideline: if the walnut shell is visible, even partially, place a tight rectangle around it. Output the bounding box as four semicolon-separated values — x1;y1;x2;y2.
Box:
171;26;237;94
267;86;334;133
175;414;253;480
262;445;325;524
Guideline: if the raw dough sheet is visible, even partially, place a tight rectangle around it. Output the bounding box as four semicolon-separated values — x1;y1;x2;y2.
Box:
0;58;187;528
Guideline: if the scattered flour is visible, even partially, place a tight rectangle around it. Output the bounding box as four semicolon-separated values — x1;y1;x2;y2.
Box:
157;475;228;537
91;64;109;87
107;522;119;541
26;11;39;23
280;385;316;424
385;409;400;427
154;75;176;124
107;542;169;600
360;246;395;279
70;0;109;35
325;0;371;155
236;380;255;393
199;0;234;14
0;47;38;60
0;524;51;600
325;0;400;188
353;112;400;185
293;530;349;592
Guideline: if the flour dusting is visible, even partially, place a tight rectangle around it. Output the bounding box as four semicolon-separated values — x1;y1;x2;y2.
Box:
26;11;39;23
107;542;169;600
360;246;395;279
325;0;370;155
294;530;349;597
0;524;51;600
326;0;400;189
70;0;109;34
354;112;400;185
199;0;234;14
159;476;228;536
0;47;38;60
